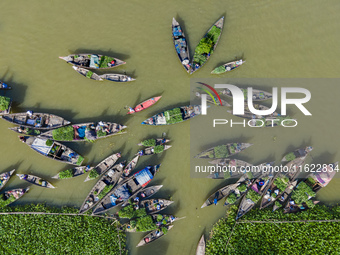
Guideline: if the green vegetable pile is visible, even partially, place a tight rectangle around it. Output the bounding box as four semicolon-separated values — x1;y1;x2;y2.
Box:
0;96;11;111
88;169;99;179
99;56;115;68
118;203;147;219
284;152;296;161
226;193;237;204
86;70;93;79
76;155;84;166
154;145;164;154
273;176;289;192
213;145;229;158
58;169;74;179
245;189;261;203
165;108;183;124
97;185;114;200
291;181;316;204
211;65;226;74
141;139;156;147
52;126;74;141
96;129;107;138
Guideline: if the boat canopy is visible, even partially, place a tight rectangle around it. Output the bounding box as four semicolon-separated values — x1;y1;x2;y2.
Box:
90;55;100;68
31;138;53;155
135;167;153;187
313;170;336;187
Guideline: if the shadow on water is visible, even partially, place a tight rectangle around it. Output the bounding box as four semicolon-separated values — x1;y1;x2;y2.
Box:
72;49;130;62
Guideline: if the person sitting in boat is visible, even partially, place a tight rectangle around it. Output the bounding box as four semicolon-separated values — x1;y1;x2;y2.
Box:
19;136;26;143
140;192;146;198
26;110;33;117
108;60;115;67
134;197;140;202
68;152;76;158
138;150;144;156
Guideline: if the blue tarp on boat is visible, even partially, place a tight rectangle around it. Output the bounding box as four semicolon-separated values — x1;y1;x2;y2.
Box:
90;55;99;68
134;167;153;186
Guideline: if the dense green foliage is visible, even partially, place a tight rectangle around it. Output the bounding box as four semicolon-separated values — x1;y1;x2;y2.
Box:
245;189;261;202
97;129;107;138
0;204;126;255
76;155;84;166
226;193;237;204
206;205;340;255
27;128;41;135
52;126;74;141
214;145;228;158
291;182;316;204
0;195;16;208
59;169;74;179
88;169;99;179
238;184;247;193
273;176;289;192
45;139;53;146
274;201;282;208
165;108;183;124
86;70;93;79
154;145;164;154
212;65;226;74
99;56;115;68
135;215;157;232
141;139;156;147
118;204;147;219
0;96;10;111
161;226;168;234
284;152;296;161
98;185;113;200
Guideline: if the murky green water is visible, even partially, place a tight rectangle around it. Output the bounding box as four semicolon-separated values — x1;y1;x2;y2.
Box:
0;1;339;254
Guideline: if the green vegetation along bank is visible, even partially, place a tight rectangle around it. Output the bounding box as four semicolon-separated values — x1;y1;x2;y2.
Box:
0;204;127;255
206;205;340;255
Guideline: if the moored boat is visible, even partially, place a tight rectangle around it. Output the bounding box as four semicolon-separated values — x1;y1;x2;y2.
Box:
2;112;70;130
124;214;178;233
201;183;239;208
84;152;121;182
196;235;205;255
137;138;170;147
137;145;172;156
122;185;163;206
172;18;190;72
0;169;16;191
272;180;297;212
52;166;92;179
59;54;125;69
100;73;135;82
211;59;245;74
17;174;55;188
139;198;174;214
38;122;127;142
72;66;103;81
127;96;162;114
9;126;42;136
122;155;140;177
281;146;313;162
79;161;126;214
0;81;11;89
190;17;224;74
92;164;161;214
220;87;272;101
141;105;201;125
136;225;174;247
19;136;84;166
195;143;252;159
224;178;253;207
0;188;29;208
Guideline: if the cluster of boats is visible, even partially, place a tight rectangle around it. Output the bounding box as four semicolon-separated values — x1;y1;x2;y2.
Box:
59;54;135;82
201;146;338;220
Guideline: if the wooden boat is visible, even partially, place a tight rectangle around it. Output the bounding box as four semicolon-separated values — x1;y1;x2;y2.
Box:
172;18;190;73
201;183;239;208
211;59;245;74
220;87;272;101
0;169;15;191
195;92;231;107
137;145;172;156
139;198;174;214
52;166;92;179
122;185;163;206
272;180;297;212
125;214;178;233
122;155;140;177
84;153;121;182
136;225;174;247
141;105;201;125
99;73;135;82
17;174;55;188
79;161;126;214
190;17;224;74
281;146;313;162
127;96;162;114
236;170;274;220
0;81;11;89
2;112;70;130
195;143;252;159
9;126;42;136
224;178;254;206
0;96;12;115
59;54;126;69
20;136;84;166
196;235;205;255
72;66;103;81
38;122;127;142
138;138;170;146
92;164;161;214
226;104;279;119
0;188;29;208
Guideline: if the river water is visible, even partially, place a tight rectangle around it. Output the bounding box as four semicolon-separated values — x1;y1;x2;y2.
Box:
0;1;339;254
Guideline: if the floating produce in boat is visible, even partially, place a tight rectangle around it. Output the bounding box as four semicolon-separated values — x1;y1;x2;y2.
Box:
142;105;201;125
9;126;42;136
201;183;239;208
0;96;12;115
72;66;103;81
124;214;178;233
119;198;173;217
220;87;272;101
127;96;162;114
19;136;84;166
0;169;15;191
190;17;224;74
272;180;297;212
0;188;29;208
2;112;70;130
59;54;125;69
172;18;190;72
0;81;11;89
136;225;174;247
52;166;92;179
137;138;170;147
99;73;135;82
281;146;313;162
211;59;245;74
137;145;172;156
195;143;252;159
17;174;55;188
224;178;254;207
38;122;127;142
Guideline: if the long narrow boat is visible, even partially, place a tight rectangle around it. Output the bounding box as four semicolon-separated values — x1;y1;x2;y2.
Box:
137;145;172;156
84;153;121;182
211;59;245;74
226;104;279;119
17;174;55;188
201;183;239;208
139;198;174;214
195;143;252;159
281;146;313;162
236;170;274;220
0;96;12;115
2;112;70;130
0;81;11;89
72;66;103;81
138;138;170;147
0;188;29;208
92;164;161;214
0;169;16;191
195;92;231;107
219;87;272;101
79;161;126;214
20;136;84;166
196;235;205;255
124;214;178;233
59;54;126;69
272;180;297;212
99;73;135;82
9;126;42;136
38;122;127;142
190;17;224;74
141;105;201;125
52;166;92;179
136;225;174;247
122;185;163;206
127;96;162;114
172;18;190;72
122;155;140;177
224;178;254;206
